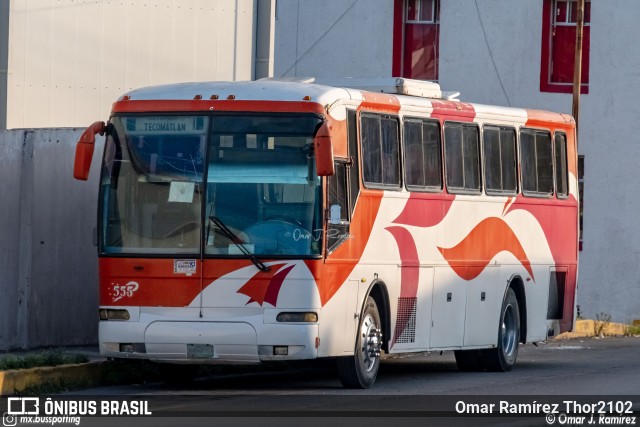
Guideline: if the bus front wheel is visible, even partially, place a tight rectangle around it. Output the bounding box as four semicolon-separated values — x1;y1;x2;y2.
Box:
483;287;520;372
336;296;382;389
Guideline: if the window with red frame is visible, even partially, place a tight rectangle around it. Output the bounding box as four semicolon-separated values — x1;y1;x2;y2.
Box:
393;0;440;81
541;0;591;93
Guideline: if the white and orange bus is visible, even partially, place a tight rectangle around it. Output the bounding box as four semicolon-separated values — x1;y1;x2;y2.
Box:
74;78;578;388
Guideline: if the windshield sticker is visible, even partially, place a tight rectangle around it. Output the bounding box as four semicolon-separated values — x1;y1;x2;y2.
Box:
174;259;197;275
168;181;195;203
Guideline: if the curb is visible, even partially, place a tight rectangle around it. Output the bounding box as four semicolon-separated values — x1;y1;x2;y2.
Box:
0;362;106;396
555;319;629;340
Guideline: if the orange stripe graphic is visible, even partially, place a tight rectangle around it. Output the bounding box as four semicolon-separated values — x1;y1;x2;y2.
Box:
438;217;534;281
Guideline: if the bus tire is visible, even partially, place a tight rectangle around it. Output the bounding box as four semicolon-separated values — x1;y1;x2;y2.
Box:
454;349;485;372
483;288;520;372
336;296;382;389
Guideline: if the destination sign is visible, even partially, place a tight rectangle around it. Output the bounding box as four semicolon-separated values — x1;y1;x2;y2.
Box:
127;116;207;135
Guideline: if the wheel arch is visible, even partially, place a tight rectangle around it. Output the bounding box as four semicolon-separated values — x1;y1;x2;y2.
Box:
362;280;391;353
507;275;527;343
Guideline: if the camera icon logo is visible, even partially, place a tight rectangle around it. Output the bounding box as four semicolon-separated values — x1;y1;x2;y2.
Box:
2;412;17;427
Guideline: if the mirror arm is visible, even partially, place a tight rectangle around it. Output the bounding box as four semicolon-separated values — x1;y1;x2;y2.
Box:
79;121;106;143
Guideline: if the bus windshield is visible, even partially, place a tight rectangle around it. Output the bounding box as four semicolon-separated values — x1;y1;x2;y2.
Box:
100;114;323;257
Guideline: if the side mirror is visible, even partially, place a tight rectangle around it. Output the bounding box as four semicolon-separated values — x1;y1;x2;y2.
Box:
314;122;334;176
74;121;106;180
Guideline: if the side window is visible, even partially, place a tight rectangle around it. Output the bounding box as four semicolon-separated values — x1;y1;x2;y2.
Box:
555;132;569;198
404;118;442;191
381;117;401;186
361;115;382;184
521;129;553;196
444;123;480;194
327;162;349;251
361;113;401;189
483;126;517;195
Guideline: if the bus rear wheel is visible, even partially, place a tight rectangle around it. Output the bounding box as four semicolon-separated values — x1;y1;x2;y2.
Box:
336;296;382;389
483;288;520;372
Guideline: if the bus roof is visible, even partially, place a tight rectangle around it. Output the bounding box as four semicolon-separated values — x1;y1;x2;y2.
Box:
118;78;573;125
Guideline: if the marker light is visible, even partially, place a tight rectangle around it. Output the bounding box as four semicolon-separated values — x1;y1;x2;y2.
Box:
276;312;318;322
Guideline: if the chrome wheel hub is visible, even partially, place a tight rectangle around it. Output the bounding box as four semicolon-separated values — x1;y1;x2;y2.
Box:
360;313;382;372
501;304;517;359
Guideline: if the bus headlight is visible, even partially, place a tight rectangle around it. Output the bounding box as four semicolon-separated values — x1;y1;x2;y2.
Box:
276;312;318;322
99;309;130;321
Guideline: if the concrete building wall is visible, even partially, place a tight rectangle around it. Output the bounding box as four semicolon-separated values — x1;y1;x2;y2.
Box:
0;0;8;130
437;1;639;323
6;0;257;129
273;0;393;78
275;1;640;323
0;128;103;350
438;2;576;112
578;1;640;323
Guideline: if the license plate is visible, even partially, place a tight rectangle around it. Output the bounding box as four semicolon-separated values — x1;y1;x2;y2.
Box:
187;344;214;359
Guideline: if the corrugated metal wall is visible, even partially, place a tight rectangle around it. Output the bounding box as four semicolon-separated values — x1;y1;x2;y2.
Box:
6;0;257;129
0;131;24;350
0;128;103;350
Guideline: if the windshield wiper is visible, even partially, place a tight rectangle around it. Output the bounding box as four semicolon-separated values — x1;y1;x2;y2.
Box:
209;215;270;272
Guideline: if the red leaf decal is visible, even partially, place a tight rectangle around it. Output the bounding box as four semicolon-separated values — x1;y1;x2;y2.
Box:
237;263;293;307
263;265;295;307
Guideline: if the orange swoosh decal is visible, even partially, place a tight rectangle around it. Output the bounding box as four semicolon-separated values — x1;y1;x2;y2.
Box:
320;191;383;305
438;217;534;281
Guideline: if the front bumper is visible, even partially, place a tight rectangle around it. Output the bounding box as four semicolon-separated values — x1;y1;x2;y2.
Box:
99;310;319;363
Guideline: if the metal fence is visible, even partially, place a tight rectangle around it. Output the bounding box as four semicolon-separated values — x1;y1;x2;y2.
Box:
0;128;104;350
